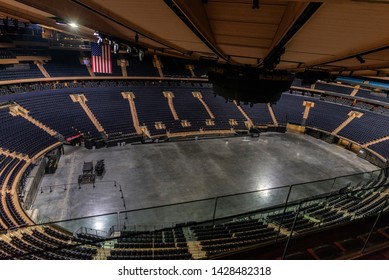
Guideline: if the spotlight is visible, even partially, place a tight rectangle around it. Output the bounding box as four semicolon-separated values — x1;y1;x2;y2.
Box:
139;49;144;61
93;31;99;36
126;46;131;54
113;42;119;53
97;36;103;45
356;55;365;64
68;22;78;28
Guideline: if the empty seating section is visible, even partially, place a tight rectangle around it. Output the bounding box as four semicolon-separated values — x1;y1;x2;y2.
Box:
191;61;209;77
109;247;191;260
44;51;89;77
127;56;158;77
337;112;389;144
353;102;374;111
356;89;388;103
0;63;44;81
84;89;136;138
324;96;354;106
369;141;389;159
292;79;303;87
160;57;191;77
201;89;246;130
315;82;354;95
190;219;281;256
0;108;58;156
267;211;318;233
14;90;100;139
108;228;191;260
10;49;48;57
0;74;388;260
6;159;26;190
0;158;22;189
0;158;17;186
5;193;26;226
272;94;304;125
133;87;188;135
374;106;389;116
1;83;388;161
241;103;273;126
285;226;389;260
306;100;351;132
0;227;98;260
172;88;211;131
0;50;16;59
0;193;16;229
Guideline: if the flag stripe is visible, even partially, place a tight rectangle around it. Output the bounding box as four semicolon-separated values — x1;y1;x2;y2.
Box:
91;43;112;74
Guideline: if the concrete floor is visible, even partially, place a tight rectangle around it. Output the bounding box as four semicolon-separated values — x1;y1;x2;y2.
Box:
31;132;378;234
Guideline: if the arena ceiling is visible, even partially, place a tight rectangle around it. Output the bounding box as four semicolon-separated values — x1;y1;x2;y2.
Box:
1;0;389;77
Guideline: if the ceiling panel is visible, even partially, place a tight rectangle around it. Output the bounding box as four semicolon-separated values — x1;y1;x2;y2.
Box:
286;2;389;67
5;0;389;75
205;1;287;25
87;0;211;52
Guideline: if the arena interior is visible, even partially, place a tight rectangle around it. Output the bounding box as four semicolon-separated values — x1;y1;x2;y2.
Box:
0;0;388;260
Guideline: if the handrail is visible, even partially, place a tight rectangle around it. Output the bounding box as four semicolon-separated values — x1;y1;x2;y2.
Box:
29;168;384;229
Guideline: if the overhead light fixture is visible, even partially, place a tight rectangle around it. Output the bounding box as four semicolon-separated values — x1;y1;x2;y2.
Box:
93;31;99;36
68;22;78;28
139;49;144;61
97;36;103;45
126;46;131;54
356;55;365;64
113;42;119;54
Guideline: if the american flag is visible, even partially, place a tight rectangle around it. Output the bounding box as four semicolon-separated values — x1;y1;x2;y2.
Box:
91;42;112;74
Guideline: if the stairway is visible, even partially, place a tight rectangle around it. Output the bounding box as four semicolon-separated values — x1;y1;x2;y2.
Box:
9;104;60;138
183;227;207;259
70;94;108;140
234;101;254;128
35;62;50;78
122;92;143;134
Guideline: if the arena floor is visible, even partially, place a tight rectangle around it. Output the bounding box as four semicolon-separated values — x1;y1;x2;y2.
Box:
31;132;378;234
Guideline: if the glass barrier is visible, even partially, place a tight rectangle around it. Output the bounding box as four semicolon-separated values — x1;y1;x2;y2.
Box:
213;186;290;220
30;169;386;236
3;168;387;259
117;198;216;232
